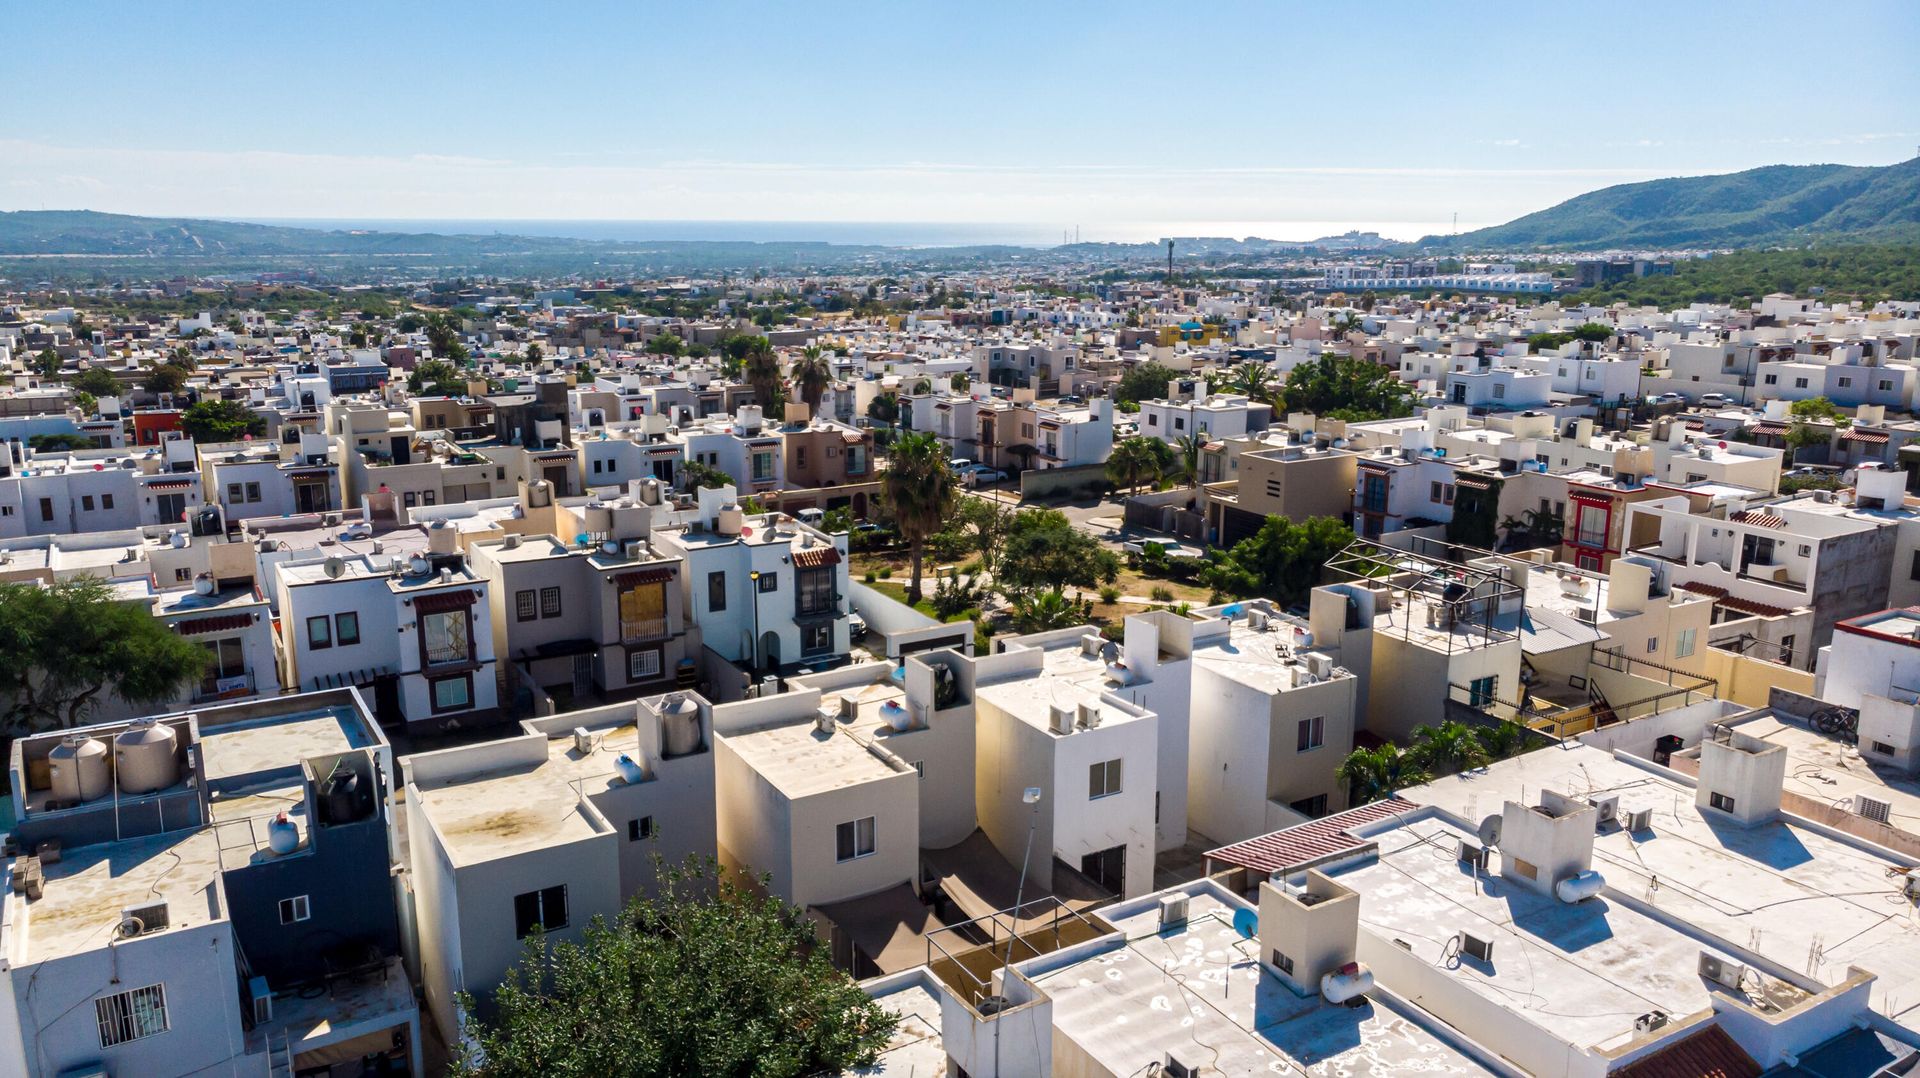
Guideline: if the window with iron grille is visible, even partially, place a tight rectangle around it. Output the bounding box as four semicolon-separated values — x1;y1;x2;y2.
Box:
96;984;168;1047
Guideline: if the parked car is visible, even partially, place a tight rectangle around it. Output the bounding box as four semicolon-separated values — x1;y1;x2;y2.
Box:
948;458;974;473
962;465;1008;485
1698;392;1735;407
1648;392;1684;405
848;611;868;639
1123;538;1204;559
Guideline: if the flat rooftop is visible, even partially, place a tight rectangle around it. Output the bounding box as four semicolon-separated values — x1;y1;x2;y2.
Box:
199;705;372;789
411;723;660;866
847;978;948;1076
1725;712;1920;832
975;657;1145;736
1399;742;1920;1026
1038;888;1494;1075
8;828;224;964
723;718;901;800
1192;618;1350;694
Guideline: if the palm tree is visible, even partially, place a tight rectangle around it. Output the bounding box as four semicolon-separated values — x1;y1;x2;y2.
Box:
1011;589;1086;634
1474;721;1529;762
1174;432;1209;488
1230;362;1273;403
879;432;956;604
744;340;782;409
1410;721;1491;775
792;345;831;416
1105;436;1158;496
1336;745;1432;806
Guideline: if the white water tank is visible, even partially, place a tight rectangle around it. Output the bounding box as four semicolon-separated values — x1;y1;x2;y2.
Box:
427;519;458;555
113;719;180;794
660;694;702;757
1320;962;1375;1004
193;573;216;596
716;504;745;537
49;735;111;803
1554;869;1607;903
267;812;300;855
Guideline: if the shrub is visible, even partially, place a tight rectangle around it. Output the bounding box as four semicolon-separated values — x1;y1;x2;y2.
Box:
863;570;877;583
1150;585;1174;602
1098;585;1121;604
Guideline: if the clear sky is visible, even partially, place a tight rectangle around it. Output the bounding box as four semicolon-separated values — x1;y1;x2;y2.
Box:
6;0;1916;241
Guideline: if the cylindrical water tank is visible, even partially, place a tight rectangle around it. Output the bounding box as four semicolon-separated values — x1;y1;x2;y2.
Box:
427;519;458;555
615;754;647;785
879;700;912;732
267;812;300;855
660;694;702;757
49;735;111;803
113;719;180;794
715;505;744;537
1555;869;1607;903
1320;962;1375;1004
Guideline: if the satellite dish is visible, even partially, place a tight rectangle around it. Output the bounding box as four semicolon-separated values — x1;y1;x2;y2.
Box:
323;556;345;579
1476;814;1504;850
1231;908;1258;940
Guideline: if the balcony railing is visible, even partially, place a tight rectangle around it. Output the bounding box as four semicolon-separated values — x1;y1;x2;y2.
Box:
620;616;670;642
196;670;254;702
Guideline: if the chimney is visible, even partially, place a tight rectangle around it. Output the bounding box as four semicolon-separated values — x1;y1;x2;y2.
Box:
1258;870;1361;997
1496;791;1596;898
1696;728;1786;827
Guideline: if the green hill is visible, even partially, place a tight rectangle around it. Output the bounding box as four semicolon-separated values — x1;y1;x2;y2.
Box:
1418;158;1920;252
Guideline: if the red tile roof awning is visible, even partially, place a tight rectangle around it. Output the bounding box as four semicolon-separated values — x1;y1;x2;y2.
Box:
411;588;478;614
1841;429;1890;444
1729;510;1787;528
145;479;193;491
1674;581;1728;599
613;567;676;587
174;613;253;635
1719;594;1796;619
1454;475;1494;491
1613;1024;1759;1078
1570;491;1614;506
1750;423;1790;437
1206;798;1418;876
792;546;842;569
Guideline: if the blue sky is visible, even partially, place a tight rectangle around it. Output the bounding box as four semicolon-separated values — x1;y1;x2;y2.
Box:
6;0;1916;240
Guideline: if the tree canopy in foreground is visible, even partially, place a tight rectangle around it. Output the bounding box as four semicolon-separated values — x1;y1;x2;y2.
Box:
0;577;208;734
453;857;897;1078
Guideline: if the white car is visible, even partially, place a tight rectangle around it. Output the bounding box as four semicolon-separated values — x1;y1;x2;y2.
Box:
948;458;974;473
1123;538;1203;559
962;465;1008;485
1698;392;1734;407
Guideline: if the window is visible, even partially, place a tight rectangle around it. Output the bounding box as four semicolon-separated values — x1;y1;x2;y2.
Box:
1780;634;1796;663
1147;414;1158;427
1880;380;1894;392
1467;675;1498;707
1764;374;1778;385
1290;794;1328;818
628;816;654;841
793;622;829;655
1647;636;1659;654
1088;758;1123;799
1796;544;1811;558
1492;383;1506;399
707;571;727;612
1173;416;1185;431
431;675;472;712
200;636;245;695
335;612;360;647
1709;792;1736;814
100;493;113;511
306;615;332;650
796;566;835;616
1575;503;1608;548
1909;550;1920;582
1296;715;1325;752
38;497;53;522
628;648;661;680
81;495;94;512
1794;377;1809;389
1838;376;1852;388
757;572;779;593
620;582;667;640
540;586;562;618
836;816;876;862
516;589;537;621
174;567;191;583
421;610;470;665
513;885;568;938
96;984;169;1047
278;894;311;924
912;760;925;778
1271;949;1295;975
1871;740;1895;756
751;452;775;481
1675;628;1696;659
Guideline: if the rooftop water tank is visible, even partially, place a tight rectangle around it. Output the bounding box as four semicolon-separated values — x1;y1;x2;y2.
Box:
660;694;702;757
715;504;745;537
49;735;111;803
267;812;300;855
113;719;179;795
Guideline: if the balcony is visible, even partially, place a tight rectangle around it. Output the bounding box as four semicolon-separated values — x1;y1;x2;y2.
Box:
196;670;255;703
619;616;670;642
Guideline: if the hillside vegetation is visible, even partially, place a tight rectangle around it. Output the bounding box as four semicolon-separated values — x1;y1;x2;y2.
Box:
1562;245;1920;307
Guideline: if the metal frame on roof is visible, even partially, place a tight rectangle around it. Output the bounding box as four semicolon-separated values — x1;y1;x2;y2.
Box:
1324;535;1525;654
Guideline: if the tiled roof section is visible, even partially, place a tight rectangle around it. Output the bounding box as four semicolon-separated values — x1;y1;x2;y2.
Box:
1616;1024;1760;1078
412;588;479;614
1840;429;1889;444
792;546;842;569
1674;581;1728;599
613;567;675;587
1729;510;1787;529
173;613;254;635
1455;474;1494;491
1205;797;1418;875
1750;422;1790;436
1719;594;1796;619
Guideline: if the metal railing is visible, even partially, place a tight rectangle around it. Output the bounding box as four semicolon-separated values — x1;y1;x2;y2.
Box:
924;896;1106;1009
619;616;670;642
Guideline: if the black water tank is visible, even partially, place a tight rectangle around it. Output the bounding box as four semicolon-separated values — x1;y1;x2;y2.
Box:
1653;734;1685;767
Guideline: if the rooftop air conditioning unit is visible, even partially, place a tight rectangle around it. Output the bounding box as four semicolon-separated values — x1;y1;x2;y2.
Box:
249;976;273;1025
119;901;170;938
1049;704;1075;736
1457;840;1489;871
1587;794;1620;829
1160;1055;1195;1078
1625;808;1653;833
1158;894;1189;931
572;727;593;755
1460;933;1494;963
1634;1010;1669;1034
1698;953;1746;990
1305;653;1333;680
1855;795;1893;825
1076;703;1101;729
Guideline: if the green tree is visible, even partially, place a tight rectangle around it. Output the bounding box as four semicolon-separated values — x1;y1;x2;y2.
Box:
951;496;1008;570
1409;721;1491;775
408;359;468;398
180;398;267;443
142;363;190;395
866;391;901;426
1336;744;1431;806
1275;354;1415;422
1199;515;1354;606
424;313;469;363
169;345;198;370
744;339;783;409
31;348;61;378
678;460;733;491
719;332;768;364
71;390;98;417
1105;436;1172;496
453;857;896;1078
1112;361;1177;407
878;432;956;604
0;577;210;733
524;342;544;363
791;345;831;415
1228;361;1273;402
1173;432;1208;488
1787;397;1844;423
1474;720;1530;762
71;367;121;397
1010;588;1088;633
949;372;970;393
994;509;1119;599
646;333;684;357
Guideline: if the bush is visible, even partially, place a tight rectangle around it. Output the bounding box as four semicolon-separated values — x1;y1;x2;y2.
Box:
1150;585;1174;602
878;568;893;580
863;570;877;583
1098;585;1121;604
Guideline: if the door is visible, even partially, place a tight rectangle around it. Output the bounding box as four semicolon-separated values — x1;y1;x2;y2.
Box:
154;492;185;525
371;674;403;728
543;466;570;496
572;653;594;698
1740;534;1774;574
295;482;327;514
761;631;782;670
1080;845;1126;895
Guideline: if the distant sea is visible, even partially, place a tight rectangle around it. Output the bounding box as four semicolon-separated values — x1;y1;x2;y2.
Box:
233;218;1469;248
